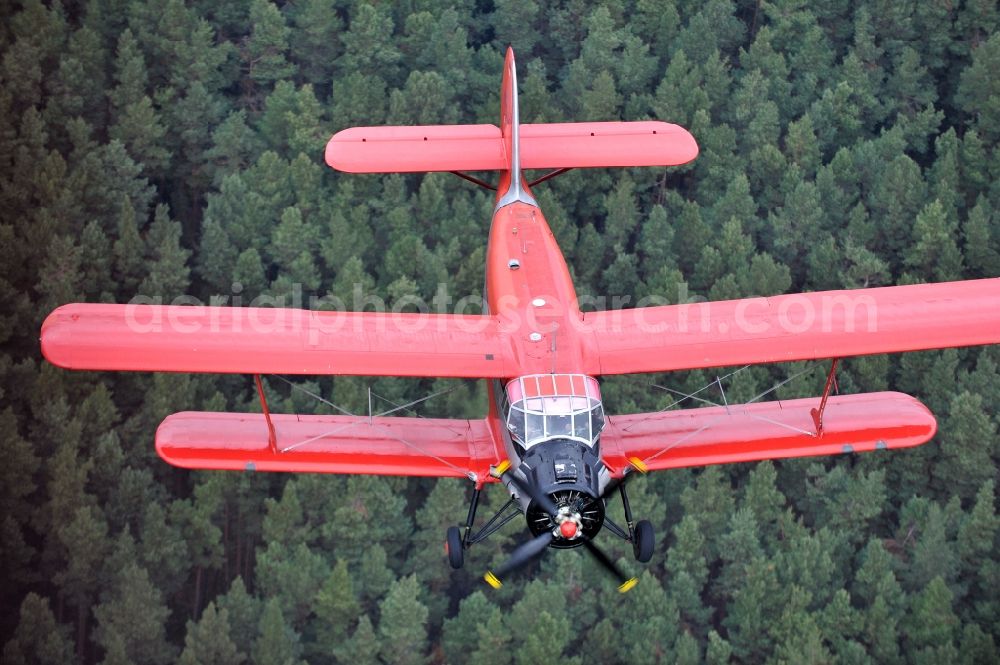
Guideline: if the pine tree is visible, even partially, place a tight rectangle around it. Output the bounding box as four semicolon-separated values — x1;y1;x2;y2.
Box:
254;541;328;629
252;598;303;665
330;71;389;129
233;248;269;298
137;502;188;599
139;204;191;299
962;196;1000;277
244;0;293;94
506;581;576;665
679;466;735;560
705;630;733;665
957;481;999;577
216;577;262;655
902;576;959;660
956;32;1000;144
441;592;507;665
337;4;400;80
311;559;359;658
1;593;74;665
205;111;262;186
51;503;107;659
92;561;175;665
665;515;712;634
904;502;960;591
936;392;996;502
108;30;168;176
170;495;224;620
288;0;342;87
406;479;467;621
337;615;378;664
178;602;246;665
112;194;144;296
906;199;964;282
376;575;429;665
713;508;765;602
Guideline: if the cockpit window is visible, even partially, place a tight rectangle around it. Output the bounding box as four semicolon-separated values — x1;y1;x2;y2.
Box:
504;374;605;448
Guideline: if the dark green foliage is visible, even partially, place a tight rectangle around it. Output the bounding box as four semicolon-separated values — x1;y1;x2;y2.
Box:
1;2;999;663
178;602;246;665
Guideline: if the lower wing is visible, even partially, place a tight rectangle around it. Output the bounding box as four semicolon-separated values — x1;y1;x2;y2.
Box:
599;391;936;475
156;411;503;482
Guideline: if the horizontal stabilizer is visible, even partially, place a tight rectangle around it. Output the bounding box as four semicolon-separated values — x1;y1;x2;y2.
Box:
156;411;503;480
600;392;936;475
325;121;698;173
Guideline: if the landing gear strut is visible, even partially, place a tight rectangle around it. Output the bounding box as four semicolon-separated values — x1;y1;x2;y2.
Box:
444;486;521;569
602;476;656;562
448;471;657;568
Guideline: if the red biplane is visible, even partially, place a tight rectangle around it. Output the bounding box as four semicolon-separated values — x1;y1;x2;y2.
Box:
41;49;1000;592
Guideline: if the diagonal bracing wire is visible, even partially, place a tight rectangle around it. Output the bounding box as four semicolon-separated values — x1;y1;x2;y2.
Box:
368;387;467;437
638;362;823;465
273;374;356;417
622;365;750;433
267;375;473;476
651;384;723;409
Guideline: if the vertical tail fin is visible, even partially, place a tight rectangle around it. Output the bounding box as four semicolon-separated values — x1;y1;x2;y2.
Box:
495;47;537;209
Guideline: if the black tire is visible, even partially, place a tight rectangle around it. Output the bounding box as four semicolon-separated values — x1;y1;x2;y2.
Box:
446;526;464;569
633;520;655;563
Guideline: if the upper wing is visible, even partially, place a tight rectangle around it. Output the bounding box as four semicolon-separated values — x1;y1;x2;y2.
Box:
599;392;936;475
583;278;1000;375
157;411;503;481
41;303;513;378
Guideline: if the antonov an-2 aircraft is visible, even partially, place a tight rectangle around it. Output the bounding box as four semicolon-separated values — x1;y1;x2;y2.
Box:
41;48;1000;591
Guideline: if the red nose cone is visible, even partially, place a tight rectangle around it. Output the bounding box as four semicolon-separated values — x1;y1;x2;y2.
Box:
559;521;578;539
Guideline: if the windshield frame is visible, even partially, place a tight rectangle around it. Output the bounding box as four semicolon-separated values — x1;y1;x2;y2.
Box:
504;374;605;448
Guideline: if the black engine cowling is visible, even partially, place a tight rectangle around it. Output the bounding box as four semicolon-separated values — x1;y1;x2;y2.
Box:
517;438;606;548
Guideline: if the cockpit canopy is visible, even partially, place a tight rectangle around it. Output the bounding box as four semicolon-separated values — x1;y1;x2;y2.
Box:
504;374;605;448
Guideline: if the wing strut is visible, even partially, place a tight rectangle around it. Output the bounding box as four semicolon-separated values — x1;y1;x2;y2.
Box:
810;358;840;436
254;374;278;454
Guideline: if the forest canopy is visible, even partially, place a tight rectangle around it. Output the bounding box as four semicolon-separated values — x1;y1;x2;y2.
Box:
1;0;999;663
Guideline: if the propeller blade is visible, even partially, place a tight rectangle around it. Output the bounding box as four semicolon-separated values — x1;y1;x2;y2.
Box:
484;531;554;589
493;460;560;517
583;539;638;593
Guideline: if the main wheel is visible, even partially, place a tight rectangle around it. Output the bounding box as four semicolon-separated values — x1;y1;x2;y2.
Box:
633;520;654;563
446;526;464;569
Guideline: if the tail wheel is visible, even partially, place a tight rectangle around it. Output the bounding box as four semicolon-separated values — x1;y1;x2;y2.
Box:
446;526;464;569
633;520;654;563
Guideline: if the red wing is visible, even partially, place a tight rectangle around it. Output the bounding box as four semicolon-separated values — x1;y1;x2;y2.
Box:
584;278;1000;375
41;304;512;378
600;392;936;475
156;412;503;481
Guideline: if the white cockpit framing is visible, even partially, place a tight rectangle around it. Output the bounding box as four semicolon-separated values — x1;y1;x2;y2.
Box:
503;374;606;448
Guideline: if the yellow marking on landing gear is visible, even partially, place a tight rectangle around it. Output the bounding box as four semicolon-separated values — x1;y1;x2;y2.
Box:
491;460;512;477
484;571;503;589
